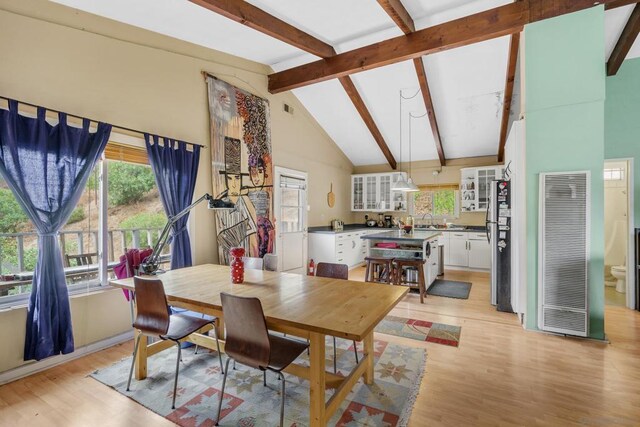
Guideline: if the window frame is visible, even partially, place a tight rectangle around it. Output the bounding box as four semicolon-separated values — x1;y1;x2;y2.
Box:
411;186;461;220
0;133;163;309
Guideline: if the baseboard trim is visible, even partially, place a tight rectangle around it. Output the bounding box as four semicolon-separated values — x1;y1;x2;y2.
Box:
0;330;134;385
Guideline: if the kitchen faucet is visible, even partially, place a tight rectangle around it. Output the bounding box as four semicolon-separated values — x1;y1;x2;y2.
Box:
421;213;434;227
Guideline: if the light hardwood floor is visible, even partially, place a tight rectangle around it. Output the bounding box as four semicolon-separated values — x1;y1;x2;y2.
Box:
0;269;639;426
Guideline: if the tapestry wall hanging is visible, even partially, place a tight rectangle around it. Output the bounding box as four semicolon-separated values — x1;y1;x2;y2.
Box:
206;76;274;264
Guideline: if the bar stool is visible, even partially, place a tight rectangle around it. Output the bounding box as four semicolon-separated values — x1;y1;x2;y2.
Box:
392;258;427;304
364;257;394;284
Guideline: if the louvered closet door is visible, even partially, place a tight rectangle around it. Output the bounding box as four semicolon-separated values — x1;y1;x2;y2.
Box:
539;172;589;337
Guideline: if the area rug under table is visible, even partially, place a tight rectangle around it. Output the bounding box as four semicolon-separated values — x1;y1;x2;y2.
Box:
91;337;425;426
374;315;461;347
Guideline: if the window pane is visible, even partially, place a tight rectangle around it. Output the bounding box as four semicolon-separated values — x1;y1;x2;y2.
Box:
106;160;168;277
281;188;301;207
0;165;100;297
413;191;434;217
433;190;456;217
61;165;100;286
281;207;301;233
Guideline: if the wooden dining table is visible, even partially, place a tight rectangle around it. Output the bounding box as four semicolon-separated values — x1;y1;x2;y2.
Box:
109;263;407;426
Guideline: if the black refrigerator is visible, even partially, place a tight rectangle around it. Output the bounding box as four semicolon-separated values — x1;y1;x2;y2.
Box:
487;180;513;313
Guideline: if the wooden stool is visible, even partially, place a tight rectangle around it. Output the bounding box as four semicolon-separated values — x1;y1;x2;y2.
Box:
364;257;394;284
392;258;427;304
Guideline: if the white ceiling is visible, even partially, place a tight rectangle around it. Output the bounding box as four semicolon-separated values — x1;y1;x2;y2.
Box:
51;0;640;166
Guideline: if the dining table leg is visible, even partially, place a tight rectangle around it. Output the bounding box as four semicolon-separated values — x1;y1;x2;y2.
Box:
134;330;148;380
308;331;326;426
363;330;374;385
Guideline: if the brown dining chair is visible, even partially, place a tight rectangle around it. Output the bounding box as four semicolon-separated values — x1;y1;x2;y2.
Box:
263;253;278;272
126;276;224;409
216;293;308;427
242;256;264;270
315;262;360;373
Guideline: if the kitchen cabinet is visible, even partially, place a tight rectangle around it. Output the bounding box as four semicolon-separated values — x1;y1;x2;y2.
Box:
460;166;504;212
448;232;469;267
351;172;407;212
443;231;491;270
309;230;376;268
468;233;491;269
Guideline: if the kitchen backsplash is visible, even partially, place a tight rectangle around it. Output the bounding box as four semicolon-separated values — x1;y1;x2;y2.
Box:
354;211;486;226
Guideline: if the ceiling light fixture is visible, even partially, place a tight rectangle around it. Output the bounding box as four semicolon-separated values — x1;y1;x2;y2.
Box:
392;89;411;191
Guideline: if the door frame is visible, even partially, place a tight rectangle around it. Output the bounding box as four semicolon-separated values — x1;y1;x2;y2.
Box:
273;166;308;273
605;158;635;309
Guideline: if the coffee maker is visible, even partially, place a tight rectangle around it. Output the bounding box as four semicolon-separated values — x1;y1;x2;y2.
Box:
384;215;393;228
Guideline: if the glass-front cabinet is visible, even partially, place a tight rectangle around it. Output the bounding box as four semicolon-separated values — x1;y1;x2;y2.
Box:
352;175;364;210
460;166;504;212
351;172;407;212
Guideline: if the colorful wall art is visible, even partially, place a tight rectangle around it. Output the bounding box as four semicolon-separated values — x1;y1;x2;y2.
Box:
206;76;274;264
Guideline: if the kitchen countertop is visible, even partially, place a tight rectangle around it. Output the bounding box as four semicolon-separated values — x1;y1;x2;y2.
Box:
308;224;395;234
308;224;486;234
360;230;442;242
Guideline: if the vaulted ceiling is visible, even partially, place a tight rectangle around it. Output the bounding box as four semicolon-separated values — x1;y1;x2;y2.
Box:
52;0;640;167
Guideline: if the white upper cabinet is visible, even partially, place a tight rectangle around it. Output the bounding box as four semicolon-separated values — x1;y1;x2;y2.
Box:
351;172;407;212
460;166;504;212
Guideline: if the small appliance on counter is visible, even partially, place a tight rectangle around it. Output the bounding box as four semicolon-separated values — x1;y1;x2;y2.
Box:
377;213;384;227
365;214;377;227
331;219;344;231
384;215;393;228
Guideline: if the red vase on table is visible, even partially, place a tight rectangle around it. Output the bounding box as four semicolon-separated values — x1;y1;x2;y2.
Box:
230;247;245;284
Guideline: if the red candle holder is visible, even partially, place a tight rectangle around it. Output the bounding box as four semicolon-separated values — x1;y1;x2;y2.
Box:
229;247;245;284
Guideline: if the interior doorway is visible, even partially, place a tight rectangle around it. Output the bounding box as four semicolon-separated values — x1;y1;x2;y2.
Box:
603;159;635;309
274;167;308;273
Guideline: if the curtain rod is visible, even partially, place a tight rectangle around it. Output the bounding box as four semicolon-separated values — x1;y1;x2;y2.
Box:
0;95;206;149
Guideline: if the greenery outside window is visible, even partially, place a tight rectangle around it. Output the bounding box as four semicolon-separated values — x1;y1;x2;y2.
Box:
413;185;460;220
0;136;167;304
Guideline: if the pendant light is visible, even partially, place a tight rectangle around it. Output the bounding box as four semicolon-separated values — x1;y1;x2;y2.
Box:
404;112;421;193
392;89;411;191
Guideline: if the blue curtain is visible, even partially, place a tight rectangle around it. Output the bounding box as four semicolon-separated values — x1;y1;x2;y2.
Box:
0;100;111;361
144;134;200;269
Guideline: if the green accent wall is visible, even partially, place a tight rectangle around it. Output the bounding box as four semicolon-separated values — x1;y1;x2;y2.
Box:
524;7;605;339
605;57;640;228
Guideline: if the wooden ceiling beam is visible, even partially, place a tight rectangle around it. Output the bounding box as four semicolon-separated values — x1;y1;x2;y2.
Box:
339;77;397;169
376;0;446;165
607;3;640;75
191;0;397;168
189;0;336;57
413;58;446;166
269;0;626;93
497;32;520;163
377;0;415;34
605;0;639;10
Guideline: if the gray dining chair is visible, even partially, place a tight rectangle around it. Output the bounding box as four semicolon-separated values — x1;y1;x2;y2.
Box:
242;256;264;270
263;254;278;271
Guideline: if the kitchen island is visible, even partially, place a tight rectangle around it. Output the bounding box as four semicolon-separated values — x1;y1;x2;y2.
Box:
361;230;442;287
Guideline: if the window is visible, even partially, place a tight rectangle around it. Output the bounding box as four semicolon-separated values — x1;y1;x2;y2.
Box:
0;137;168;302
603;168;624;181
279;175;306;233
413;186;460;220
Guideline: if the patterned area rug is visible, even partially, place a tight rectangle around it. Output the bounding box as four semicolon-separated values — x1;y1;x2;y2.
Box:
375;315;461;347
91;337;426;426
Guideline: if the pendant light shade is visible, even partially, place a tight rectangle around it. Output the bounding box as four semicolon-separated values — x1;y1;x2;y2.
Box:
392;176;411;191
405;177;420;192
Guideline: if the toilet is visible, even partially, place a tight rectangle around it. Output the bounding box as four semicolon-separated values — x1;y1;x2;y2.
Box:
611;265;626;293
